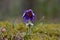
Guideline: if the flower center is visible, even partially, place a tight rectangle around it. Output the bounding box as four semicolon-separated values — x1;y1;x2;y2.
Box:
26;11;32;17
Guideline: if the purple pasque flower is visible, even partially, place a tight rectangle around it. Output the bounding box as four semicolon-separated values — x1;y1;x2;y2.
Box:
22;9;35;23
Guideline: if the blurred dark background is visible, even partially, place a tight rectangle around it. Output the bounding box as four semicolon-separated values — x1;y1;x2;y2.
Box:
0;0;60;23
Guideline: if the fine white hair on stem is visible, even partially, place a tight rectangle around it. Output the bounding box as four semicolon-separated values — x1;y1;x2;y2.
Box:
26;20;34;26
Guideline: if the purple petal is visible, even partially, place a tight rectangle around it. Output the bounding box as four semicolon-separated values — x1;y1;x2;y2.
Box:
22;9;35;23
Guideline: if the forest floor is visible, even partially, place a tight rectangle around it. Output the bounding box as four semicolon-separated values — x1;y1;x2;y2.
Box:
0;21;60;40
